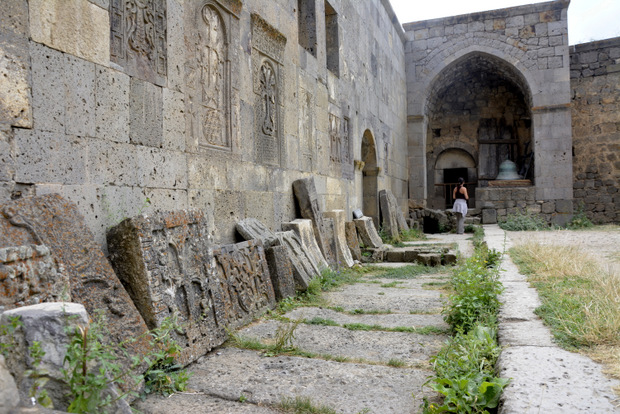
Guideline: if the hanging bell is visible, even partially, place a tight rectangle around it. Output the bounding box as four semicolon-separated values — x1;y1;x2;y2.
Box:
495;160;521;180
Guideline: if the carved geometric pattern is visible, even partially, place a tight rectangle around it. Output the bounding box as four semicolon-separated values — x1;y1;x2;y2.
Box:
110;0;167;85
251;13;286;166
329;113;341;163
212;240;276;329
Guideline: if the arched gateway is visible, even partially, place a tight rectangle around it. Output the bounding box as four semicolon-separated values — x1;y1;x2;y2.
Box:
404;0;574;224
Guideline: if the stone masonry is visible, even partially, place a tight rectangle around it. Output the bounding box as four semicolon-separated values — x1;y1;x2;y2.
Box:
570;37;620;223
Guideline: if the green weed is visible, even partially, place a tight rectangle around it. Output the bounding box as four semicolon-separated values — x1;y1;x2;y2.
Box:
278;396;338;414
498;210;550;231
387;358;407;368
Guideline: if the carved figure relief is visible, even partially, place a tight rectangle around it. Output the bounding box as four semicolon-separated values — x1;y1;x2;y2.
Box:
185;2;232;151
110;0;167;85
194;6;227;148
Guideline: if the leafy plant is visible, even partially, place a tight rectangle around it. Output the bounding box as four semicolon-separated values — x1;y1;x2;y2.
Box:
25;341;54;409
498;210;549;231
62;322;138;413
142;315;190;397
443;252;503;334
0;315;22;358
566;205;593;230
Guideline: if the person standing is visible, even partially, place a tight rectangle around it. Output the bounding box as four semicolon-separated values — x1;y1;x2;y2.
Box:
452;177;469;234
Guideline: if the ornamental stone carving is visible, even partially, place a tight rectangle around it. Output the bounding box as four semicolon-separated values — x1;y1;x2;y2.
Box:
110;0;167;85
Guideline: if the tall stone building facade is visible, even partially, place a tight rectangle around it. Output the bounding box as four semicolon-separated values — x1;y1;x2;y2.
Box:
0;0;617;249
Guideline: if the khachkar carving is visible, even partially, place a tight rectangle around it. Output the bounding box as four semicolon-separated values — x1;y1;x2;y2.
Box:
107;210;226;365
252;13;286;166
0;194;150;357
185;1;239;151
329;114;342;163
329;114;354;179
212;240;276;329
0;244;70;311
110;0;167;86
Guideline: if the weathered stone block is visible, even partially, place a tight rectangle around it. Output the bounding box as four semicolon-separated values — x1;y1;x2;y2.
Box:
292;178;336;265
442;251;458;265
482;208;497;224
323;210;354;267
354;216;383;248
29;0;110;65
555;199;573;214
265;245;296;301
276;230;319;291
0;244;69;311
323;217;339;267
344;221;362;262
0;0;32;128
281;219;329;271
403;250;420;263
236;217;278;248
0;355;19;412
385;250;404;262
379;190;399;240
0;194;150;359
129;79;163;147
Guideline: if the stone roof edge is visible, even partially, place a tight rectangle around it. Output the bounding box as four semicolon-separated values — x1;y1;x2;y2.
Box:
402;0;570;31
570;36;620;53
381;0;406;43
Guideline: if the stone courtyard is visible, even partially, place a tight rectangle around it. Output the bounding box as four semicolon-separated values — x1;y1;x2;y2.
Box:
0;0;619;412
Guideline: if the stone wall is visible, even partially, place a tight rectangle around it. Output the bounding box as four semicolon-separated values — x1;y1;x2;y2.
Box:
570;37;620;223
0;0;407;249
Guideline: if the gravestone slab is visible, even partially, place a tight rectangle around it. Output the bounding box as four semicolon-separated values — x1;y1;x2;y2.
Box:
379;190;400;240
236;218;278;248
323;218;340;268
292;178;336;265
275;230;319;291
323;210;354;267
281;219;328;271
212;239;276;330
354;216;383;248
344;221;362;262
0;244;70;311
107;210;223;365
0;194;150;358
265;245;296;301
388;190;409;232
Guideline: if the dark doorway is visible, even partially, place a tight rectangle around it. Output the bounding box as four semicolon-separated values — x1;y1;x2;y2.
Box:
444;168;467;207
423;217;440;234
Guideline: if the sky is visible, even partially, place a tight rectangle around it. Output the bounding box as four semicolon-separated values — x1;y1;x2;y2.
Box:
389;0;620;45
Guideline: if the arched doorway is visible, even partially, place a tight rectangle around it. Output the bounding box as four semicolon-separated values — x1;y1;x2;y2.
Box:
434;148;476;208
361;130;379;226
425;52;533;197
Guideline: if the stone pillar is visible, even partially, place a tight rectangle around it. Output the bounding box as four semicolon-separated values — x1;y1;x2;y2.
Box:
323;210;354;267
407;115;427;206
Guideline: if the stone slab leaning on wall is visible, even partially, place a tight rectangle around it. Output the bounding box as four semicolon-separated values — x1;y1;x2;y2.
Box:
0;194;151;360
107;210;221;365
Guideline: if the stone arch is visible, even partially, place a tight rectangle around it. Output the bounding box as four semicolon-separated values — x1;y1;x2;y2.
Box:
361;129;379;225
421;50;534;207
430;147;477;209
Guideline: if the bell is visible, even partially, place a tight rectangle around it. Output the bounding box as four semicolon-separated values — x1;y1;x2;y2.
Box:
495;160;521;180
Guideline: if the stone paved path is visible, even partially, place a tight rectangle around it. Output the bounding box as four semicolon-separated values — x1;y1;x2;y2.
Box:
134;228;620;413
134;235;465;414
